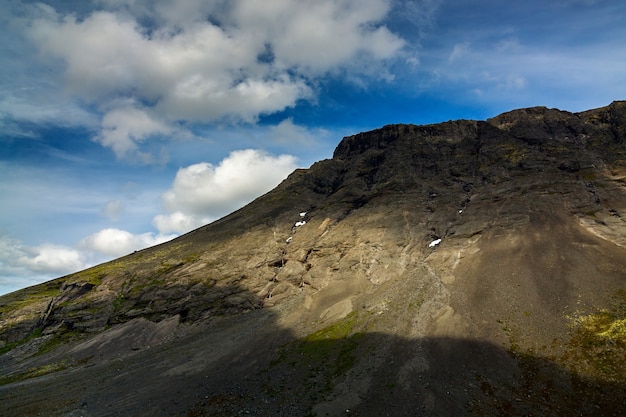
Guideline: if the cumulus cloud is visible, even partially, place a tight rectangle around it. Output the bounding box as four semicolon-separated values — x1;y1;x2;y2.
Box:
154;149;298;234
19;243;85;274
0;227;176;294
231;0;404;71
20;0;405;159
96;105;173;158
0;235;87;292
79;228;176;257
153;211;205;235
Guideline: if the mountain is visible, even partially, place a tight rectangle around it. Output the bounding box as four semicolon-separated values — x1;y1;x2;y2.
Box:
1;102;626;416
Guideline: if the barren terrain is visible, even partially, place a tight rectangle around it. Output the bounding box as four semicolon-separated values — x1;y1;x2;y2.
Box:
1;102;626;416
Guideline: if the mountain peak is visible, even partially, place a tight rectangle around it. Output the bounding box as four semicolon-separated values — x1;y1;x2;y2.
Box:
332;120;479;160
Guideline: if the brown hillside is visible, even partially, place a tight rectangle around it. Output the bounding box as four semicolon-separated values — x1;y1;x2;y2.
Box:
1;101;625;416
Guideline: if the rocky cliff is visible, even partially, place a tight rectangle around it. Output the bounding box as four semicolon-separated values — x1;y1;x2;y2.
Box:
1;102;625;416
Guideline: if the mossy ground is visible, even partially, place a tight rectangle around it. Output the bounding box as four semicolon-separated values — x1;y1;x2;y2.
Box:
562;290;626;382
0;281;60;316
0;361;68;386
264;312;365;405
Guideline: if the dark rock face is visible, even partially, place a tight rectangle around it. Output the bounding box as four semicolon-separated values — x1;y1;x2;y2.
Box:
1;101;625;416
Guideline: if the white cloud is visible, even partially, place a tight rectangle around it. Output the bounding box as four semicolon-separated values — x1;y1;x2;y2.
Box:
19;0;405;159
0;226;176;294
154;149;298;233
0;235;87;281
153;211;206;235
19;243;85;274
232;0;404;72
0;94;98;133
79;228;176;257
96;105;173;158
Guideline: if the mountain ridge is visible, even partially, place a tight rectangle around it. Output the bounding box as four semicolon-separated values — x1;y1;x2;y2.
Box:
1;101;625;416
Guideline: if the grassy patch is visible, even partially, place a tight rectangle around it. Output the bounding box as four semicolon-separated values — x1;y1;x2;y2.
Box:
303;311;359;342
0;327;42;355
562;290;626;382
266;312;364;405
0;282;60;316
292;312;361;375
0;361;68;386
36;326;83;356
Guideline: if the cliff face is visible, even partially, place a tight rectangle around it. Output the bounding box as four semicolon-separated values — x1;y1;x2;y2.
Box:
1;102;625;416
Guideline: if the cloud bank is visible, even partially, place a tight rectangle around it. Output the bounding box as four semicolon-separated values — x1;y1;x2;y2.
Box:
23;0;405;160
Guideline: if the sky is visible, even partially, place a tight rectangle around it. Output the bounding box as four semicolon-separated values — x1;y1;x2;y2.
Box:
1;0;625;295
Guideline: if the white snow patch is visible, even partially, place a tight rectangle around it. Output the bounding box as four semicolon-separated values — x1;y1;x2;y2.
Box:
286;236;293;243
429;238;442;248
299;211;307;217
294;221;306;227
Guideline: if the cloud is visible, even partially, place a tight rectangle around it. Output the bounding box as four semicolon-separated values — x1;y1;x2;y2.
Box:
448;42;470;63
101;200;125;222
0;235;86;281
96;105;173;158
268;118;327;147
231;0;404;72
0;225;176;294
79;228;176;257
18;0;405;159
0;94;98;135
153;211;205;235
154;149;298;234
19;243;85;274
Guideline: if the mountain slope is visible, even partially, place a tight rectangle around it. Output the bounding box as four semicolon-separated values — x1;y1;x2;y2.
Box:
1;101;626;416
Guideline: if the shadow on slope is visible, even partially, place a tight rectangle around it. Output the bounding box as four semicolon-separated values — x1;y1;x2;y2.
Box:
1;284;624;417
238;328;626;417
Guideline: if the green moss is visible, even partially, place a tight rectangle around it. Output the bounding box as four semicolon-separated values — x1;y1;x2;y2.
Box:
562;290;626;382
0;361;68;386
265;312;364;406
37;326;82;355
0;327;42;355
503;148;526;165
112;294;126;313
0;282;60;316
597;317;626;339
303;312;358;342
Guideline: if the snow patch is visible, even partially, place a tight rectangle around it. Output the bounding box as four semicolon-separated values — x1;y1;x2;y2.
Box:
429;238;442;248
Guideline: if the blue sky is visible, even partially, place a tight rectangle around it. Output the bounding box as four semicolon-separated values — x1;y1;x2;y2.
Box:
1;0;625;295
